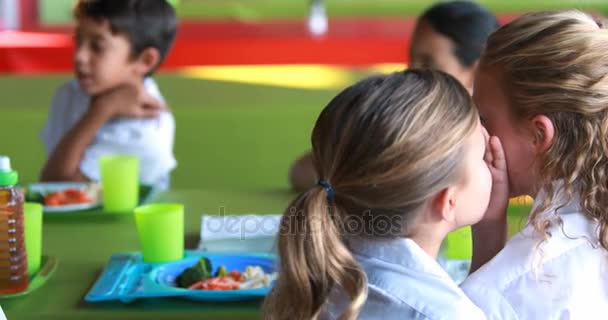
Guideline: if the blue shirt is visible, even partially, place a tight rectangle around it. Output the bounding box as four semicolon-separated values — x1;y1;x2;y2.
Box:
324;237;486;320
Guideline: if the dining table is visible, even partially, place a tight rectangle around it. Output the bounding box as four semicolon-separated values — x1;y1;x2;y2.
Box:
1;186;532;320
1;187;295;320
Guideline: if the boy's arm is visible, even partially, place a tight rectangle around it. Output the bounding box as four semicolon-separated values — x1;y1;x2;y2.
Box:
40;84;165;181
40;103;112;181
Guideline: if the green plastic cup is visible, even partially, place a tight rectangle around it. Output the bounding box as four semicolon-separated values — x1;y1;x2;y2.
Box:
134;203;184;263
444;197;533;260
24;202;43;276
507;196;532;239
99;155;139;213
445;226;472;260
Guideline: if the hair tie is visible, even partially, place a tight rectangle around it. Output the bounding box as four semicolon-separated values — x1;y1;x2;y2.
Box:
597;19;604;29
317;179;335;203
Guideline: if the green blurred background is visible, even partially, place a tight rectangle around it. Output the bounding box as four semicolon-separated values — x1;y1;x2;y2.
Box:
2;1;607;191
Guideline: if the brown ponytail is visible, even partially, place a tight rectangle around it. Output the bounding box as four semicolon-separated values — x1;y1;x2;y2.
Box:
264;70;477;319
264;189;367;320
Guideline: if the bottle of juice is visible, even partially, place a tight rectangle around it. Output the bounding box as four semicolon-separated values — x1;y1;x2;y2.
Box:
0;156;28;294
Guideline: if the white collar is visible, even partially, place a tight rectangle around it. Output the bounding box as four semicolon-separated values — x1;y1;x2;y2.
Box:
523;182;599;248
532;181;581;218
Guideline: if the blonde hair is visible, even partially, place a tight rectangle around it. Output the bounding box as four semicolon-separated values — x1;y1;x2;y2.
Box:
263;70;478;320
480;10;608;249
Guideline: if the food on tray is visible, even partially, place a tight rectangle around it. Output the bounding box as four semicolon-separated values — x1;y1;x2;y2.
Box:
177;257;213;288
25;183;99;207
176;257;277;291
43;188;93;206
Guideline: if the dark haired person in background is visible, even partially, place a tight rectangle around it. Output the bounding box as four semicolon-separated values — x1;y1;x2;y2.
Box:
410;1;499;94
289;1;499;192
41;0;178;190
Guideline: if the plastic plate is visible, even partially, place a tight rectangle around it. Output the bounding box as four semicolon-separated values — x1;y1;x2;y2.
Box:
153;254;276;302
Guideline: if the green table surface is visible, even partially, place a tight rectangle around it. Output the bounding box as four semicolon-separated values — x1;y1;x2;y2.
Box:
1;188;295;320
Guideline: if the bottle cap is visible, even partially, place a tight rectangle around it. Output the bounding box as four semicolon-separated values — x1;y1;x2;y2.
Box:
0;156;18;186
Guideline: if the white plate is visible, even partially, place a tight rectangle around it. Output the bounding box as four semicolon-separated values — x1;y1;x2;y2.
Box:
27;182;101;213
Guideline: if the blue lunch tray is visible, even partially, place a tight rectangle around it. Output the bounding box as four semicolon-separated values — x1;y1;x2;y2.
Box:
85;251;277;303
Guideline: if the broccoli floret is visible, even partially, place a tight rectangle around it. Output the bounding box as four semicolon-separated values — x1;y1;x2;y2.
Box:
214;266;228;277
177;257;212;288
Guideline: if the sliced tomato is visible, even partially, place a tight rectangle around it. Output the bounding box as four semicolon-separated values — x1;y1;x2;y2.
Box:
44;193;65;206
63;189;92;204
44;189;92;206
229;270;242;282
188;275;242;291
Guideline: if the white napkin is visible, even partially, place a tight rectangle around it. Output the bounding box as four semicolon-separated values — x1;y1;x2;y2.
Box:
198;214;282;253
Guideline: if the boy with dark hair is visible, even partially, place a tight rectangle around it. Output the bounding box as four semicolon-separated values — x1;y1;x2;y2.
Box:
41;0;178;189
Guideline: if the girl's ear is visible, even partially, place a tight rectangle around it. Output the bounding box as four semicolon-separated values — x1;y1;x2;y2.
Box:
431;187;457;223
134;47;161;76
529;114;555;154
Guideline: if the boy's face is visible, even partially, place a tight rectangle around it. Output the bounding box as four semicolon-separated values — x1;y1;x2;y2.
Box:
73;16;140;96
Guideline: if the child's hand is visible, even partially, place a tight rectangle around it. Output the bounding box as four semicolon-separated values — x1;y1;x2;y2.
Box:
470;131;509;273
91;83;166;119
481;132;509;224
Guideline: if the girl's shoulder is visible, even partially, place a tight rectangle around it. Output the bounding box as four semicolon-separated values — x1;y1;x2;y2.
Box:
464;209;602;292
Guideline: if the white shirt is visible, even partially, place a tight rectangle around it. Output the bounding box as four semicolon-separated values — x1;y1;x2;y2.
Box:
461;190;608;319
325;237;486;320
41;78;177;190
0;305;6;320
